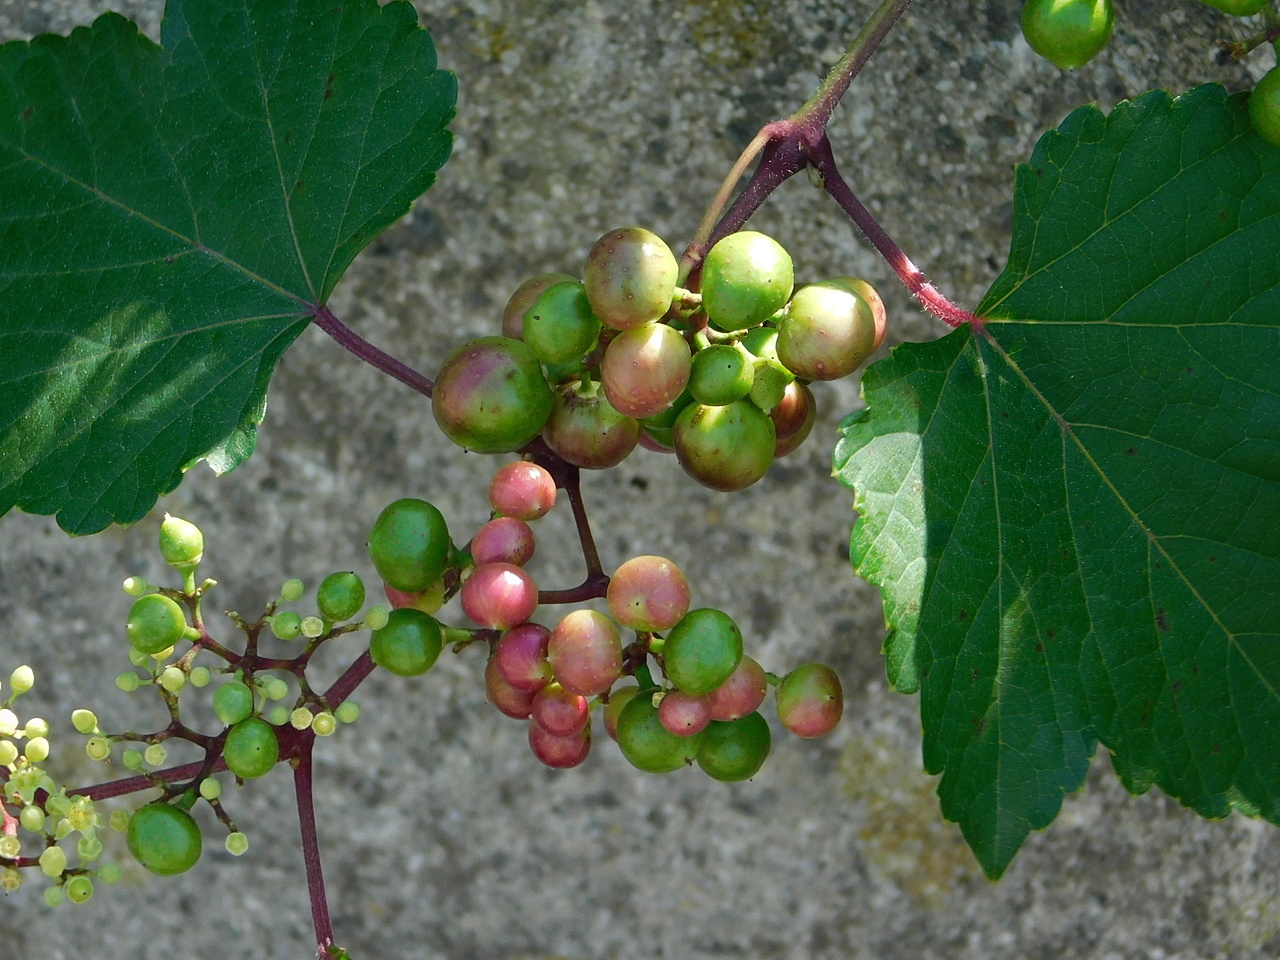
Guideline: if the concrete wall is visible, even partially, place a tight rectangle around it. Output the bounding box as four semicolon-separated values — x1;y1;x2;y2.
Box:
0;1;1276;958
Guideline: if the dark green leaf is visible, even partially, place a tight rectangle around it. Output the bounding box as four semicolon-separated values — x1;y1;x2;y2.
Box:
0;0;455;533
834;85;1280;878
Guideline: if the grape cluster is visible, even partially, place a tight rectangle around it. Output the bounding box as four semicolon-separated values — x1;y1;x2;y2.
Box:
432;227;886;492
1021;0;1280;148
367;462;845;780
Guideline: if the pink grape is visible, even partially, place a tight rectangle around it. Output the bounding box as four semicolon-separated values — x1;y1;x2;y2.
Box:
460;563;538;630
489;461;557;520
547;609;623;698
471;517;536;567
600;322;691;419
658;690;713;737
606;555;691;632
775;663;844;738
530;681;590;737
706;655;768;721
494;623;554;692
485;656;536;719
528;717;591;769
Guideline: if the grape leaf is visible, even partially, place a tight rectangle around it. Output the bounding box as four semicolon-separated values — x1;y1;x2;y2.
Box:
0;0;455;533
833;85;1280;879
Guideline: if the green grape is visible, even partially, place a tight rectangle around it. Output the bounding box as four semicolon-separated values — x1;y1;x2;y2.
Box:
1020;0;1113;70
126;802;202;876
317;572;367;623
699;231;794;330
1249;66;1280;147
225;832;249;856
335;701;361;724
98;862;122;883
501;271;579;339
121;749;143;770
260;676;290;700
213;680;255;726
776;281;876;380
223;716;279;779
126;593;189;655
159;514;204;568
368;498;453;593
696;712;772;782
280;578;305;603
432;337;554;454
521;280;603;362
159;666;186;694
581;227;680;330
672;399;776;492
19;804;45;832
44;886;62;907
1198;0;1267;13
369;608;444;677
688;343;755;405
362;606;390;631
270;610;303;641
189;666;212;687
65;875;94;903
663;608;744;695
121;576;149;597
198;777;222;801
115;671;142;693
615;693;703;773
268;706;290;726
70;709;97;735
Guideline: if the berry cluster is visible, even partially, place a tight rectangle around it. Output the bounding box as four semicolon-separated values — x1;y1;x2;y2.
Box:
431;227;886;491
367;460;844;780
1021;0;1280;148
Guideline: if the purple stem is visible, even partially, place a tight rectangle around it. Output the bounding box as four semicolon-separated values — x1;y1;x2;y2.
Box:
293;737;337;960
311;303;435;397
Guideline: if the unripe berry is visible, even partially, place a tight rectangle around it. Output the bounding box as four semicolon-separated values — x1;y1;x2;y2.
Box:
582;227;679;329
159;514;204;568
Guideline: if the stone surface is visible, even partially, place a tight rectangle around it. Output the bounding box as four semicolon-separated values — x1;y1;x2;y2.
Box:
0;1;1276;958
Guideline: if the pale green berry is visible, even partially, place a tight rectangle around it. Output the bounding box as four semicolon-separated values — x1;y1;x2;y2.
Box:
159;514;204;568
224;832;249;856
19;804;46;833
159;666;186;694
335;701;361;724
0;741;17;765
0;867;20;892
122;576;149;597
143;743;168;767
9;665;34;696
65;874;94;903
289;707;313;730
362;606;390;631
267;706;289;726
270;611;303;641
189;666;212;688
43;885;63;907
70;710;98;735
98;862;122;883
301;616;325;639
38;845;67;877
0;708;16;736
0;835;21;858
115;672;142;693
311;712;337;737
22;717;49;739
108;810;130;833
260;677;289;701
280;579;305;603
198;777;222;801
124;749;143;768
85;737;111;762
24;737;49;763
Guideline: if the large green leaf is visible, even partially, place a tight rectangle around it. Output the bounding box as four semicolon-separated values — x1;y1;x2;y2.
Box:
0;0;454;533
833;85;1280;878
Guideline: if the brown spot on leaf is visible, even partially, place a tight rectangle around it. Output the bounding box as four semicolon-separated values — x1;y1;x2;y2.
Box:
1156;609;1169;633
958;609;968;621
1125;447;1136;456
22;106;33;121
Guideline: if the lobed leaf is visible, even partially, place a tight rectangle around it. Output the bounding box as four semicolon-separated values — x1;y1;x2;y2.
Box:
834;85;1280;878
0;0;455;533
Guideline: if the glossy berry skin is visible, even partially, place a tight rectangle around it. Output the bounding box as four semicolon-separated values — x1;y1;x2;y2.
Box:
696;712;771;782
706;655;768;721
470;517;536;567
601;322;692;419
488;461;557;520
317;571;365;622
213;680;255;726
615;693;703;773
502;272;578;339
663;608;744;696
159;514;203;567
776;282;877;381
223;716;280;779
1020;0;1113;70
432;337;554;454
827;277;887;352
603;685;642;740
547;609;623;697
689;343;755;406
658;690;713;737
775;663;844;738
369;498;451;593
127;802;202;876
700;231;794;330
460;562;539;630
485;655;537;719
369;608;444;677
530;681;590;737
494;623;554;692
607;555;691;632
528;717;592;768
521;280;602;363
772;382;816;459
582;227;679;330
541;388;640;469
673;400;776;492
126;593;188;655
1250;66;1280;147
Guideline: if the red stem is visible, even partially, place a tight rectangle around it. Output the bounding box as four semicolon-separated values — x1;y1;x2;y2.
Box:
293;737;337;960
310;303;435;397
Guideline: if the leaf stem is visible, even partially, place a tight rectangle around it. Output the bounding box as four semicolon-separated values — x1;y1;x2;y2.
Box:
310;303;435;397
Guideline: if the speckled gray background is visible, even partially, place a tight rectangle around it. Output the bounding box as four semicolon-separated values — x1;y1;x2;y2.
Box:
1;1;1277;958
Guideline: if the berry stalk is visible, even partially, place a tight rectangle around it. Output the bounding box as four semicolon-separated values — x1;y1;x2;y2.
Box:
310;303;435;398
